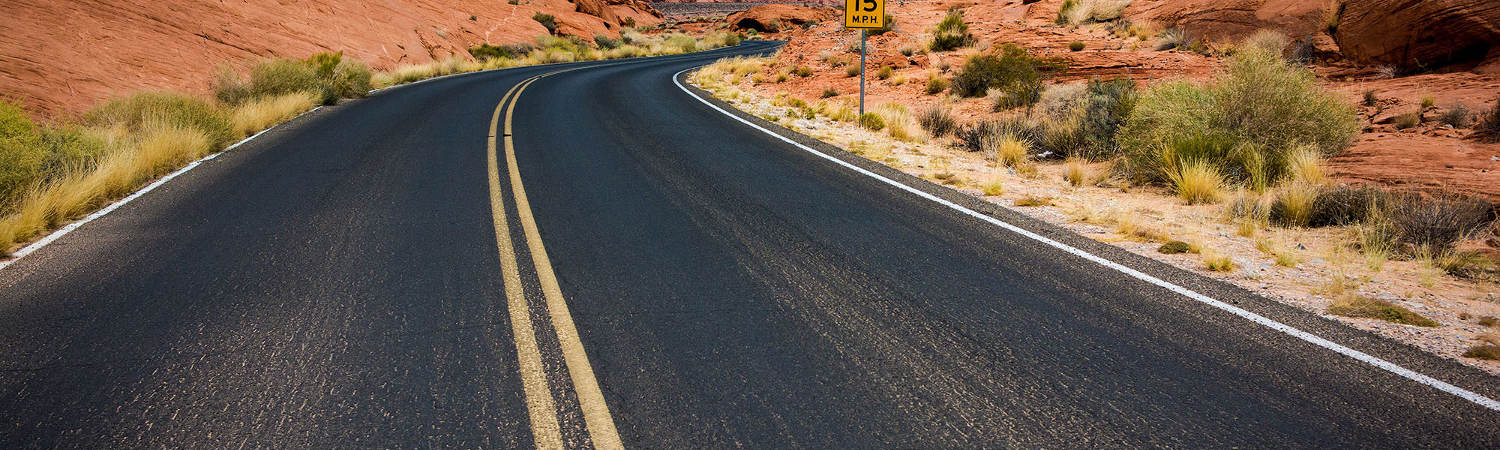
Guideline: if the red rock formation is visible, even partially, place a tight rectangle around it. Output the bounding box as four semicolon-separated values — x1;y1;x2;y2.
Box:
725;4;835;32
0;0;661;119
1334;0;1500;70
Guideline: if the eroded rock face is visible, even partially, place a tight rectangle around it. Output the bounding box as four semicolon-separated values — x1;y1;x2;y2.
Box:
1125;0;1328;43
1335;0;1500;70
0;0;661;118
726;5;834;32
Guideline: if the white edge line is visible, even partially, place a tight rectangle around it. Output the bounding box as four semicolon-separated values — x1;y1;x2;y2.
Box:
0;106;324;273
672;68;1500;412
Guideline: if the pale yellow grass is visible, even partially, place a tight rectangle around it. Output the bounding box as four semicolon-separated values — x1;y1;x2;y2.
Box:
0;123;212;252
230;91;319;137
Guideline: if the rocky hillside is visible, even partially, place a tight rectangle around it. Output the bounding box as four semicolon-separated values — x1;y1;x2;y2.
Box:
0;0;661;118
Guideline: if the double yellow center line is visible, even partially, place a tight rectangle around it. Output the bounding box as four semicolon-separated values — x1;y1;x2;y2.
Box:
488;70;623;449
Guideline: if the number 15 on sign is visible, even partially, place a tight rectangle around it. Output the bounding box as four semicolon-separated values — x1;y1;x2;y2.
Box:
845;0;884;28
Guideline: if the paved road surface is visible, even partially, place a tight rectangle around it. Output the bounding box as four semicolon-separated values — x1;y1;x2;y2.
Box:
3;41;1498;447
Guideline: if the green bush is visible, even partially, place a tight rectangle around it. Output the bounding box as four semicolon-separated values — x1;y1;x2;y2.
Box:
1118;46;1358;185
1069;41;1086;51
594;35;623;50
950;44;1064;98
877;66;893;80
217;53;371;106
821;88;839;98
0;102;106;210
1309;184;1391;227
929;10;975;52
925;76;949;95
533;13;558;35
84;91;233;147
469;43;536;60
858;112;886;131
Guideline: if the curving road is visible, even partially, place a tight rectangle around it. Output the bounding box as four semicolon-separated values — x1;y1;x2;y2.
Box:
2;41;1499;447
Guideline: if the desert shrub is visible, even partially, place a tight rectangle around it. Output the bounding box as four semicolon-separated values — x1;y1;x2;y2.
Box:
958;116;1043;154
994;78;1044;110
1363;90;1378;107
925;75;949;94
1393;112;1420;130
533;13;558;34
594;35;623;50
0;102;106;210
1328;295;1438;327
875;104;919;142
470;43;535;60
1390;191;1493;252
951;44;1063;98
1037;78;1137;159
1309;184;1391;227
858;112;886;131
1465;345;1500;361
1156;28;1189;51
1158;241;1192;254
929;10;975;52
1069;41;1086;51
1240;30;1289;56
1119;45;1357;185
84;91;233;148
1421;95;1436;109
899;44;918;57
1440;105;1471;128
794;66;814;77
1479;98;1500;141
1169;159;1225;204
845;65;862;77
219;53;370;107
877;66;893;80
821;88;838;98
1269;181;1321;227
916;105;957;137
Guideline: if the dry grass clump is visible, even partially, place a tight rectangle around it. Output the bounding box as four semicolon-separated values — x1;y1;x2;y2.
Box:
980;178;1005;196
986;133;1030;168
1;121;213;252
1063;158;1087;187
1327;295;1438;327
229;91;319;137
1203;252;1235;271
1014;195;1054;207
1465;344;1500;361
917;105;957;137
1057;0;1131;26
1167;159;1224;204
929;9;976;52
874;103;921;142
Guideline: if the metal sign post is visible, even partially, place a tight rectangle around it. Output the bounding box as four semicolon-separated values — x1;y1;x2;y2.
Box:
844;0;885;117
864;29;876;116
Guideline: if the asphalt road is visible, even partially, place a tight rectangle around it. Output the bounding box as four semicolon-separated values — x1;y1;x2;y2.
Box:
3;41;1499;447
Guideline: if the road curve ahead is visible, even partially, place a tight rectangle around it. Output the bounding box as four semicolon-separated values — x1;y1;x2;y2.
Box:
2;41;1499;447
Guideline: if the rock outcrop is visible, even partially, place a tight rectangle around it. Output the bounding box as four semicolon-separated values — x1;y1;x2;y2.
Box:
0;0;661;118
726;5;834;32
1334;0;1500;70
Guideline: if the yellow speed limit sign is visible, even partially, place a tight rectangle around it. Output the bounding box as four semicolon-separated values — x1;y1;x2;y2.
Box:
845;0;885;29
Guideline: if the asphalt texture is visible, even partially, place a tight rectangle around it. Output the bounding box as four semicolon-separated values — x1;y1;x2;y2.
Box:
2;40;1499;447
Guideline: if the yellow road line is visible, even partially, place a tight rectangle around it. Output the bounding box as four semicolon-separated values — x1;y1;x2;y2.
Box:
488;77;564;450
504;73;626;450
